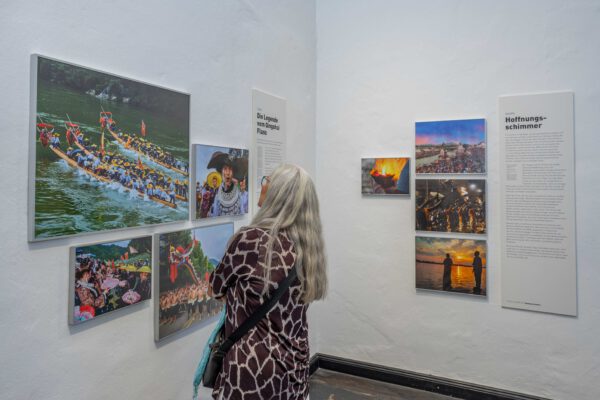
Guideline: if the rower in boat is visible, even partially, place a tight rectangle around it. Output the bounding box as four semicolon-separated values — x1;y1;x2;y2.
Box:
76;130;84;144
50;133;62;149
182;179;188;198
99;111;113;130
132;178;141;192
146;182;154;197
36;123;54;147
65;122;80;146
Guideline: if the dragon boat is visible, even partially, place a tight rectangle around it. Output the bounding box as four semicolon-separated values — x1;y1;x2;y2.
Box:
100;111;188;176
70;146;189;203
47;144;177;209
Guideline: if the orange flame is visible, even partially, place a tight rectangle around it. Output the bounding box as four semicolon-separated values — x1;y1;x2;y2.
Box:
370;158;408;180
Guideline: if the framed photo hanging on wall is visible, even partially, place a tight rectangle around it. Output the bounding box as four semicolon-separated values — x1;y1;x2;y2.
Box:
415;118;486;174
29;55;190;241
416;236;487;296
154;223;233;341
415;179;486;234
193;144;249;220
361;157;410;195
69;235;153;325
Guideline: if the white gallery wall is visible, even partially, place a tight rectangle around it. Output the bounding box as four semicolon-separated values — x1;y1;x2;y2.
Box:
313;1;600;400
0;1;315;399
2;1;600;399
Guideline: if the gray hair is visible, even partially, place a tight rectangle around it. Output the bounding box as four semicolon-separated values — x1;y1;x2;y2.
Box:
250;164;327;303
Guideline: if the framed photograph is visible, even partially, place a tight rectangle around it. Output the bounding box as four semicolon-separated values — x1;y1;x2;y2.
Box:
361;157;410;195
416;236;487;296
415;118;486;174
69;235;153;325
154;223;234;341
193;144;249;219
415;179;486;234
29;55;190;241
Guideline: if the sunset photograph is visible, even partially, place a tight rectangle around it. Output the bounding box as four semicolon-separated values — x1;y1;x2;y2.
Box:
416;236;487;296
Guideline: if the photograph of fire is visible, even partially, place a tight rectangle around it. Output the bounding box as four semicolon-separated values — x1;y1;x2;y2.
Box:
415;179;486;234
361;157;410;195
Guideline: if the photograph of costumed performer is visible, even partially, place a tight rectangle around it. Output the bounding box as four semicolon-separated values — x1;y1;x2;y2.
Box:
193;144;249;219
197;172;220;219
168;239;197;283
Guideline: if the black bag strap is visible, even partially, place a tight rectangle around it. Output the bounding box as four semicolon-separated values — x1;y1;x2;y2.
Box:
218;266;298;353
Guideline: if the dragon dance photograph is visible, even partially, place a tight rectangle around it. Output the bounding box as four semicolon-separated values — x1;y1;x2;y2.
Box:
30;55;190;241
155;223;233;341
69;236;153;325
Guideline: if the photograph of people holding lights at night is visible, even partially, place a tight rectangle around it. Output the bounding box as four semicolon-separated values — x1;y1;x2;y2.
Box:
415;179;486;234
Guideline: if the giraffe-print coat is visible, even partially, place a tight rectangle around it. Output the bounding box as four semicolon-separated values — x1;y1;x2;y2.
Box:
210;227;309;400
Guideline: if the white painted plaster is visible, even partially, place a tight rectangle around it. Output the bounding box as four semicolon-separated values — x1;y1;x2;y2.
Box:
313;1;600;399
3;1;600;399
0;1;315;399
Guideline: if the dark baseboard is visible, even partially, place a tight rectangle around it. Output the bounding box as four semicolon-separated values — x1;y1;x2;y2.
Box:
309;353;320;376
309;353;551;400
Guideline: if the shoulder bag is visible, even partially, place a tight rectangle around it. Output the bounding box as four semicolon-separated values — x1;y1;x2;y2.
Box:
201;266;298;389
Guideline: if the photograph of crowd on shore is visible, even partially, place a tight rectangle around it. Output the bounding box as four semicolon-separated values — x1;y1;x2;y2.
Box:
415;118;486;174
31;56;189;241
194;144;249;219
156;223;233;341
69;236;152;325
416;236;487;296
361;157;410;195
416;179;486;234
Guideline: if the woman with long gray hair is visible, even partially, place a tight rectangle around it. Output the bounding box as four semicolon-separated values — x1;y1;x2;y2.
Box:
209;164;327;400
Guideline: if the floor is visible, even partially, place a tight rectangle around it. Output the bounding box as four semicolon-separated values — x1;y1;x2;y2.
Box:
309;369;456;400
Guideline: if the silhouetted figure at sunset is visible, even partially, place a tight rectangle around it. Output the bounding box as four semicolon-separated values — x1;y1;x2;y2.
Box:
443;253;453;291
472;250;483;294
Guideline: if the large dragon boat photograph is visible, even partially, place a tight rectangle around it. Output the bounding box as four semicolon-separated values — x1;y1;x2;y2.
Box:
30;56;190;241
